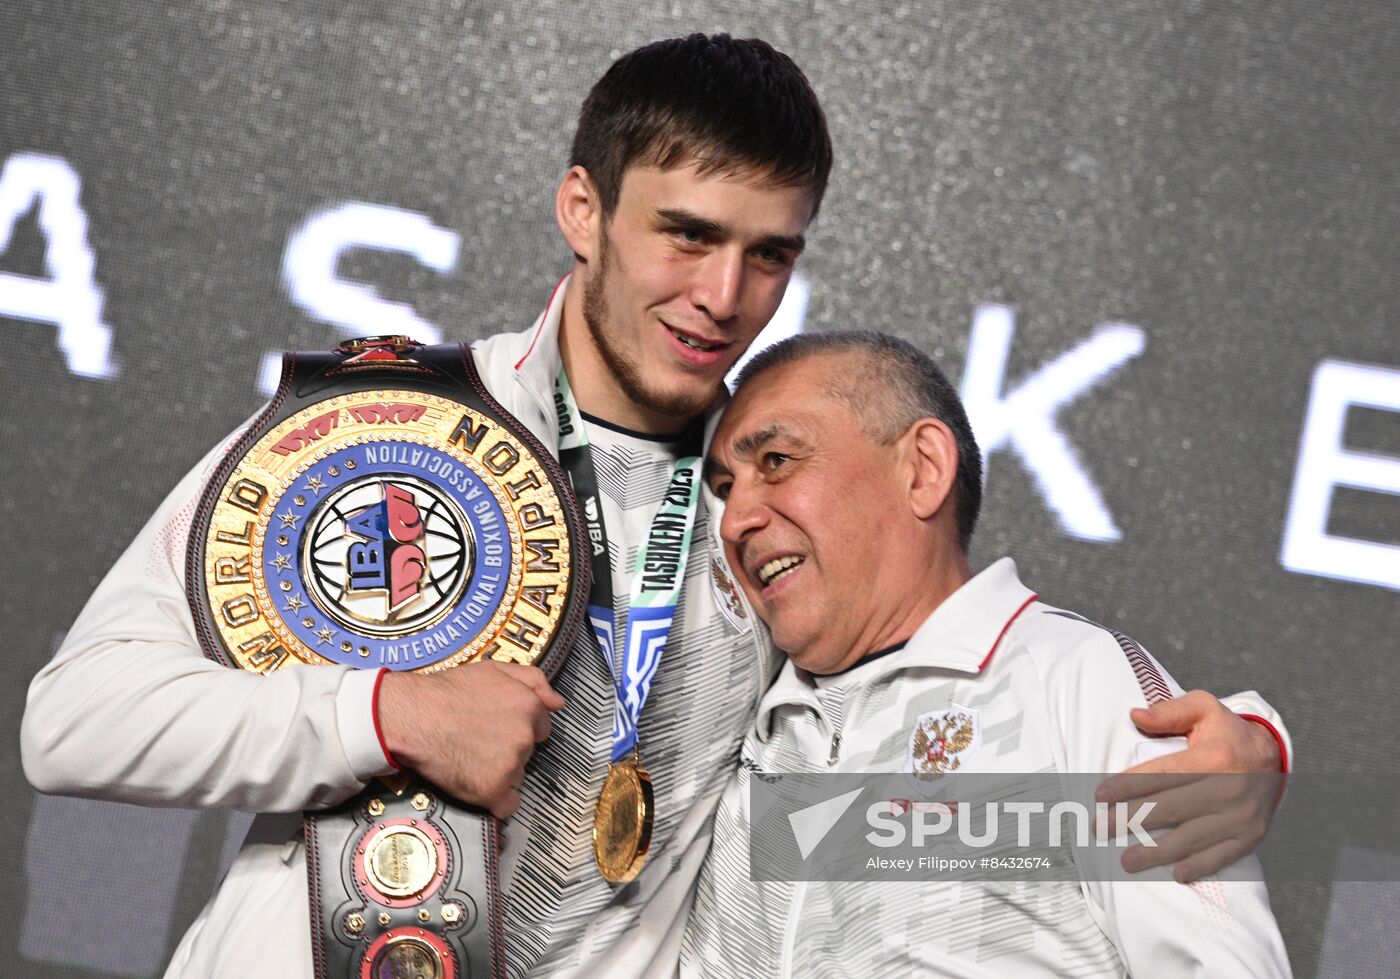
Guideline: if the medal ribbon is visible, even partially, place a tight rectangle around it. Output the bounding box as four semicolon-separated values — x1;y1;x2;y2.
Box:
554;369;702;762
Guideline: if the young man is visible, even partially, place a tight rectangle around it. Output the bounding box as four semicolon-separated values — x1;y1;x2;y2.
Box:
22;35;1285;977
687;332;1291;976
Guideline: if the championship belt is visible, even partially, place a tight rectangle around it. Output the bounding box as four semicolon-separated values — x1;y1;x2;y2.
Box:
186;336;586;979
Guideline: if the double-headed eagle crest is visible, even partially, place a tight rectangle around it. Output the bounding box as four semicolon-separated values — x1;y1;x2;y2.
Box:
910;710;977;777
710;555;749;630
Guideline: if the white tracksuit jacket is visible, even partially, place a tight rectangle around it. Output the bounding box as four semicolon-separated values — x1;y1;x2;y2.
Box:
681;558;1292;978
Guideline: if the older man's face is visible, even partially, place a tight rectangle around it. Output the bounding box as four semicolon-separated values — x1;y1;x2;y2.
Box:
705;355;914;672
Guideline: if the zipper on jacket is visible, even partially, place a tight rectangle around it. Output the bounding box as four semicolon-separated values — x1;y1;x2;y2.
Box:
827;730;842;766
779;879;808;976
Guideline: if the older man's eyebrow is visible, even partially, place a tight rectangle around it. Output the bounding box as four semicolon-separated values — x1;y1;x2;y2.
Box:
654;208;806;255
704;422;802;487
732;423;788;458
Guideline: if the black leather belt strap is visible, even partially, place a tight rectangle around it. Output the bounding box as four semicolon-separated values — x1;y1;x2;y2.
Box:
307;774;502;979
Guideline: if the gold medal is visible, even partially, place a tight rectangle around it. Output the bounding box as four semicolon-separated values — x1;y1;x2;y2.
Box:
592;755;654;883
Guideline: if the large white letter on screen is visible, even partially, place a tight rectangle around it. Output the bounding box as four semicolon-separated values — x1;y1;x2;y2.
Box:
270;202;460;394
0;153;118;378
1281;359;1400;591
960;304;1145;542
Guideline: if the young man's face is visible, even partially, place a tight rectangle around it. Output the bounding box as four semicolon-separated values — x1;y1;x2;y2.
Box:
581;163;813;426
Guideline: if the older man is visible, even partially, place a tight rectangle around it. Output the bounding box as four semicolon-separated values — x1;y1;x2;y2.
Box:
686;331;1291;976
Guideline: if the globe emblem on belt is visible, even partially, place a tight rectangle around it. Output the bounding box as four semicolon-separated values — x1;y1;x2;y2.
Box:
258;436;518;669
302;474;472;637
194;386;578;676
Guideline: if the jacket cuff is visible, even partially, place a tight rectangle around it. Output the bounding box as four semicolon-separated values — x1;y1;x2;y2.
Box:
1222;690;1291;810
1221;690;1292;774
335;668;398;779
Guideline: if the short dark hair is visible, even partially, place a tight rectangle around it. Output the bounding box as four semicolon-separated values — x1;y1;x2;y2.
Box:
570;34;833;219
733;331;984;552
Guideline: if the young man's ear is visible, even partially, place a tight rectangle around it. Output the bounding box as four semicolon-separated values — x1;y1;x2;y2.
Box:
905;418;959;521
555;165;603;264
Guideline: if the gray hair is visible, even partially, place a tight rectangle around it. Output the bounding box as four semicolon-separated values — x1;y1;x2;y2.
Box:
732;330;983;552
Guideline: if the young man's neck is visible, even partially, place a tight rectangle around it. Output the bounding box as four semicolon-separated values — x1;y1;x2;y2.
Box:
557;281;707;438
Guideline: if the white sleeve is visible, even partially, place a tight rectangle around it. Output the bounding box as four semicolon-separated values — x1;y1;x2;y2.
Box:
20;432;395;813
1038;624;1293;978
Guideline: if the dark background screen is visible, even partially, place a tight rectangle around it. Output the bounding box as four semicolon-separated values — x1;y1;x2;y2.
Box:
3;2;1397;975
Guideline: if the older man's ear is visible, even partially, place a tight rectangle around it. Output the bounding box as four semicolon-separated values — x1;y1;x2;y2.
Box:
904;417;960;522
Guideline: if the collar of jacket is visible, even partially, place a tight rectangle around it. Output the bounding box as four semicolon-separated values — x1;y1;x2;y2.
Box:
755;557;1038;738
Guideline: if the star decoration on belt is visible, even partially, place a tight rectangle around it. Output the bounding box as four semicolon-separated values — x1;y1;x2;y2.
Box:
315;625;337;646
305;474;327;496
284;594;306;613
279;510;300;529
272;553;292;573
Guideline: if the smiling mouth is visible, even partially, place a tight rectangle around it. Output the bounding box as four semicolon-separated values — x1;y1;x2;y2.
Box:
666;325;726;352
756;555;805;587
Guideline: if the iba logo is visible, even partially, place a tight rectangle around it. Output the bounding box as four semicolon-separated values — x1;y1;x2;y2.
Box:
304;475;471;634
195;387;576;674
